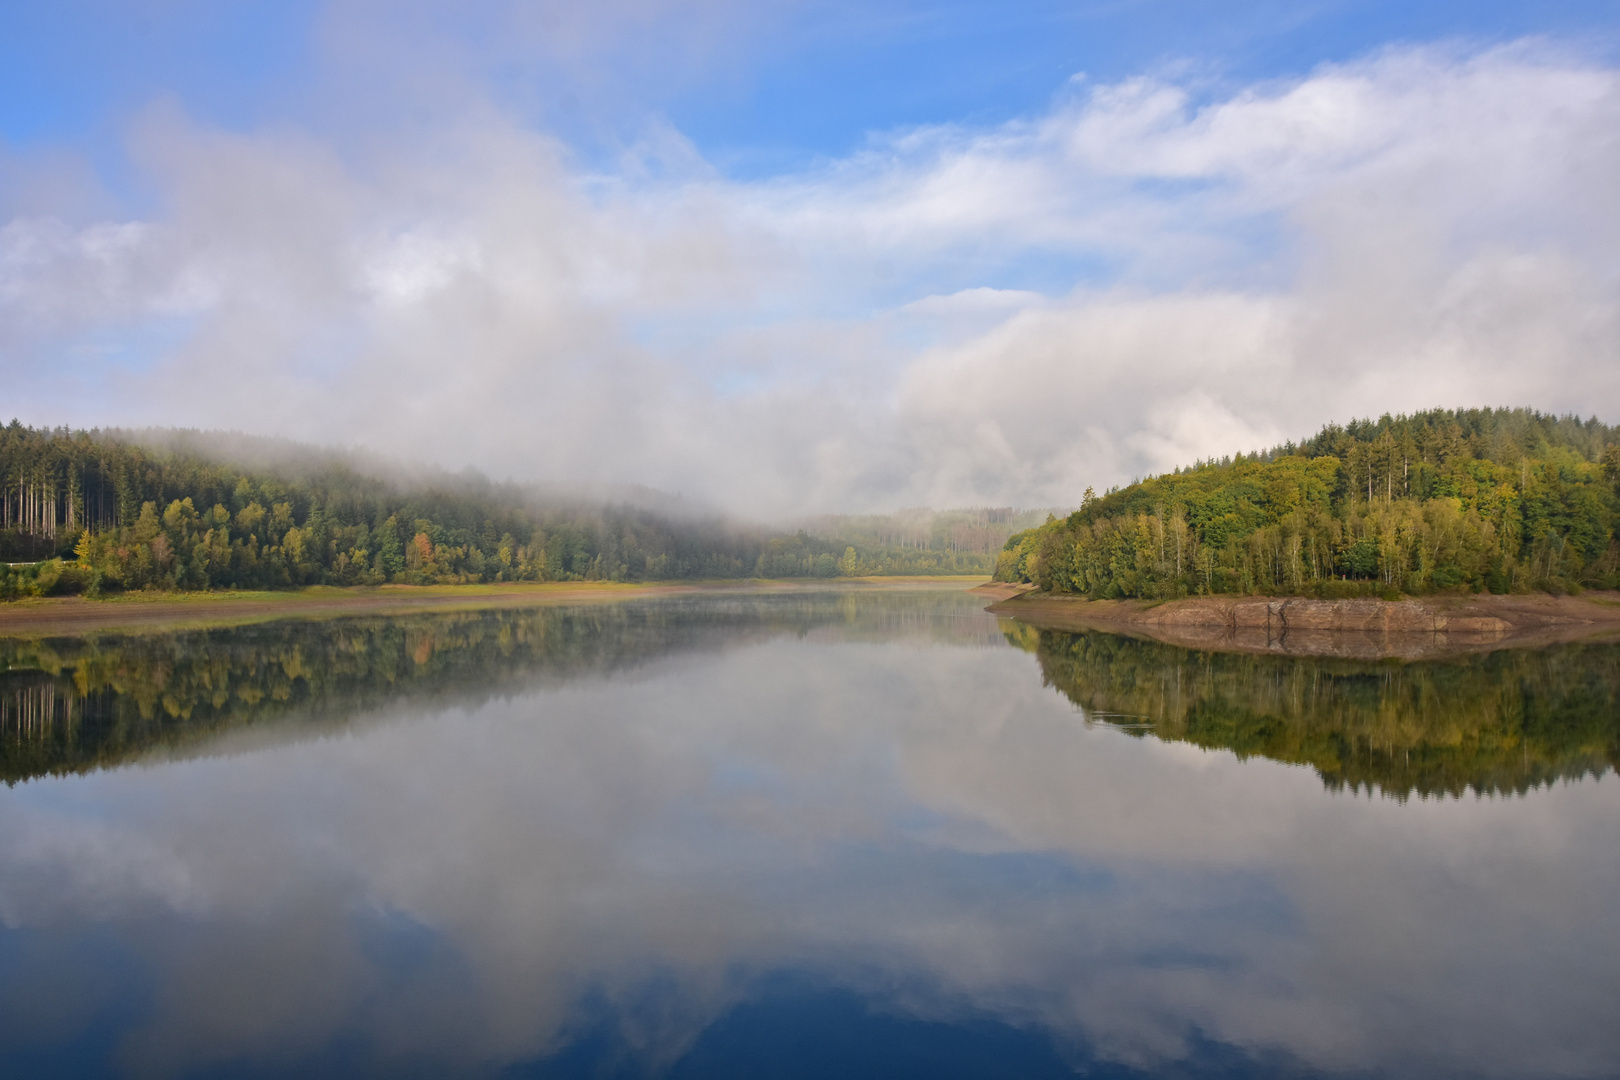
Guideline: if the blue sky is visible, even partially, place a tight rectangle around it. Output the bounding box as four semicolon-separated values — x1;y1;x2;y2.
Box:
5;1;1616;164
2;1;1618;513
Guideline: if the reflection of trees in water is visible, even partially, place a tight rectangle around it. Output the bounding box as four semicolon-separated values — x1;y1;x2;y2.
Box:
0;589;998;784
1008;623;1620;799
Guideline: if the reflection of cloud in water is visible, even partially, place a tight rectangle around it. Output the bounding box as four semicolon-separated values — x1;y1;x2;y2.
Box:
0;594;1615;1077
0;588;1006;786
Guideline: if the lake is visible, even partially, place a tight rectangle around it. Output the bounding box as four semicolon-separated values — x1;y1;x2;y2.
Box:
2;585;1617;1078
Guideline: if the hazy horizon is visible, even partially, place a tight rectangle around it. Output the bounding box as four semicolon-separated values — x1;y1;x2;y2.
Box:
3;1;1618;518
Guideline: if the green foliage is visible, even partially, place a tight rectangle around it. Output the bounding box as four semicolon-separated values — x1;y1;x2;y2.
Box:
0;422;1004;597
0;559;89;600
0;609;670;783
0;591;1001;785
996;407;1620;597
1007;624;1620;800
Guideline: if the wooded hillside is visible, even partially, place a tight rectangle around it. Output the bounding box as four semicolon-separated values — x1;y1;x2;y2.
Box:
0;423;1000;597
995;408;1620;598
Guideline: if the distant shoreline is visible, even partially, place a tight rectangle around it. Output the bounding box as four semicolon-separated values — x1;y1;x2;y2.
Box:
977;585;1620;659
0;577;990;638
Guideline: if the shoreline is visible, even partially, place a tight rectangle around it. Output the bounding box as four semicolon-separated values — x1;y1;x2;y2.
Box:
977;585;1620;659
0;577;990;638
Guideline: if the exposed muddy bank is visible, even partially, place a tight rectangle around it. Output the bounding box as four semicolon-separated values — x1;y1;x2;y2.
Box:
976;586;1620;659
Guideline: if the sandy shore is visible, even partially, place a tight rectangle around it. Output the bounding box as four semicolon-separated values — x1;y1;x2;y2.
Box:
0;577;989;637
977;585;1620;659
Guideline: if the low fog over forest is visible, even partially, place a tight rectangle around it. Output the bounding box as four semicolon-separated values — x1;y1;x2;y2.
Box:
0;423;1049;596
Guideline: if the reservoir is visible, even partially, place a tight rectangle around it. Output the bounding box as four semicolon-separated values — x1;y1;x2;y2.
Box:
2;585;1617;1078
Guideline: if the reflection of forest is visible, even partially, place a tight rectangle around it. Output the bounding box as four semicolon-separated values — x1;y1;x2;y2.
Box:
1007;623;1620;799
0;590;999;784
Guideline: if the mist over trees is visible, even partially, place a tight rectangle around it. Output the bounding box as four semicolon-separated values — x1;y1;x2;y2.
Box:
996;408;1620;598
797;507;1053;556
0;423;1021;597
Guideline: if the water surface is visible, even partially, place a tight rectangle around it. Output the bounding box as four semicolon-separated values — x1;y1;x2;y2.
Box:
2;587;1617;1078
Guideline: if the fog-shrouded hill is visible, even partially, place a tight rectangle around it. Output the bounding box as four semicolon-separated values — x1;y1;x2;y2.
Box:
996;408;1620;598
0;422;1030;596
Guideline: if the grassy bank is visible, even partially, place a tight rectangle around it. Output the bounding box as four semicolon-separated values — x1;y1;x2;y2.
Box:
0;577;990;637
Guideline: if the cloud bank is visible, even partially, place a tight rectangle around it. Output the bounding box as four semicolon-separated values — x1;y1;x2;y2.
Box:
2;38;1617;515
3;615;1617;1076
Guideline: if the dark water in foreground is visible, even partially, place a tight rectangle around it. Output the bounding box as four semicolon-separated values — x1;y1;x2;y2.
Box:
1;587;1617;1079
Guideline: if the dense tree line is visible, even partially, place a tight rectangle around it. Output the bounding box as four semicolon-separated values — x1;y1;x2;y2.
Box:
0;423;994;598
996;408;1620;597
1007;623;1620;800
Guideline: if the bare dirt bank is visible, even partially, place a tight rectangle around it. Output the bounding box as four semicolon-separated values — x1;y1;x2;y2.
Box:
976;585;1620;659
0;577;987;638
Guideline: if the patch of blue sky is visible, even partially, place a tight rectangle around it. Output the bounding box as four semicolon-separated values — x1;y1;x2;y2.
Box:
0;313;198;430
749;251;1145;328
8;2;1620;184
1119;211;1304;295
0;0;321;212
666;0;1620;177
619;249;1123;381
55;312;200;377
1127;174;1228;202
2;3;313;139
622;312;730;355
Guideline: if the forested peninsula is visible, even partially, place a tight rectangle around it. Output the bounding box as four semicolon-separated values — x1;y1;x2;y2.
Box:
0;424;1038;599
996;408;1620;598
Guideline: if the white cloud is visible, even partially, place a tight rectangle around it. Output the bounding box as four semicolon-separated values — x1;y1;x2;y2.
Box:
0;41;1615;515
3;622;1617;1076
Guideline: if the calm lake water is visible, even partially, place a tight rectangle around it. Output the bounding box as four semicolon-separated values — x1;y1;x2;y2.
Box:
2;586;1618;1079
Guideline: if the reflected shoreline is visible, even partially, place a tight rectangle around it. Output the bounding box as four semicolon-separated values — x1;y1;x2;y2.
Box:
0;590;1004;786
1005;621;1620;800
0;579;990;639
3;589;1619;1079
987;588;1620;660
2;587;1615;803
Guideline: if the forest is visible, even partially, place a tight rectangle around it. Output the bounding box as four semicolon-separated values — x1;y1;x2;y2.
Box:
0;423;1005;598
995;408;1620;598
1006;622;1620;800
